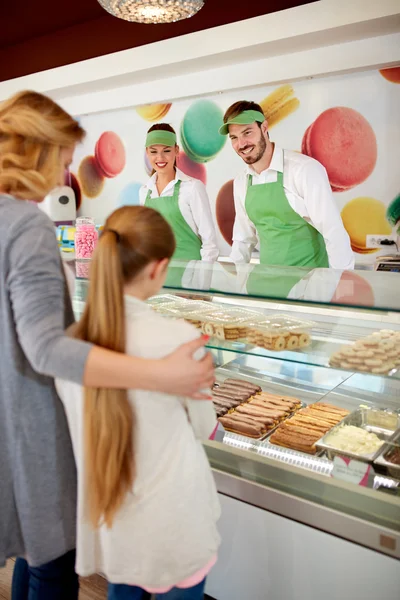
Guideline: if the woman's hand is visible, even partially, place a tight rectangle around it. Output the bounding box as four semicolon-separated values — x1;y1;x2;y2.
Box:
159;335;215;399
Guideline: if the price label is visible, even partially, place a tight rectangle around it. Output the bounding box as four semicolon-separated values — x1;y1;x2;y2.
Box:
331;455;375;487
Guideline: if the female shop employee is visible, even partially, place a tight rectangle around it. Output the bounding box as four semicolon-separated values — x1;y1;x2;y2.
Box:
219;101;354;270
140;123;219;262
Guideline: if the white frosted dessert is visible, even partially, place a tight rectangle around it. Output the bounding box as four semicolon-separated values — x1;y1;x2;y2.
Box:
326;425;384;456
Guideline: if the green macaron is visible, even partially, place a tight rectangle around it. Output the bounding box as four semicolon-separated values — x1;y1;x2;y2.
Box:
180;100;226;163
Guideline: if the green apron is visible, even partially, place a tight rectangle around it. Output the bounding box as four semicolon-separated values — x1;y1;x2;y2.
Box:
145;180;202;260
145;180;201;287
245;160;328;296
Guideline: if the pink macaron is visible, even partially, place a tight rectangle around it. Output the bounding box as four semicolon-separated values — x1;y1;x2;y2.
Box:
176;150;207;185
301;107;377;192
95;131;126;178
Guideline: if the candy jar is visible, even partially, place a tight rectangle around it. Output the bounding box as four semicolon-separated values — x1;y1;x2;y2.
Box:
74;217;98;260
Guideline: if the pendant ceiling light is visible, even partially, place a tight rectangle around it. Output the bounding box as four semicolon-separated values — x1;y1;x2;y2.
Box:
97;0;205;24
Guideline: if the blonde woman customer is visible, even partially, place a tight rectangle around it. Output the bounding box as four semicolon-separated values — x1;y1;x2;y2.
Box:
0;91;214;600
56;205;220;600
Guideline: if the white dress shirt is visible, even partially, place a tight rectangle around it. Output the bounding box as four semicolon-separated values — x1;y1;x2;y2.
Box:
230;145;354;270
140;168;219;262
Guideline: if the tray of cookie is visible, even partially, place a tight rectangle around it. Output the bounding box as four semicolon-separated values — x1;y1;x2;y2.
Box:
246;315;315;352
214;378;303;440
315;407;400;463
198;309;263;342
268;403;350;455
374;431;400;479
329;329;400;376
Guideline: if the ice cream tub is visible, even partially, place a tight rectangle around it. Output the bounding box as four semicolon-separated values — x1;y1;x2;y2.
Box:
315;407;400;463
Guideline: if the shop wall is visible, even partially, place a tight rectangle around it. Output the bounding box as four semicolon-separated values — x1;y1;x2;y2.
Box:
71;67;400;263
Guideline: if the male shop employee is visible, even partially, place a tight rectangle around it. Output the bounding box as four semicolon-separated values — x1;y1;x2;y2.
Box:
219;101;354;270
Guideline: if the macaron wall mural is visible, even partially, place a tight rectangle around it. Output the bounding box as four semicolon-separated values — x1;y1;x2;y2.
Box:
71;67;400;263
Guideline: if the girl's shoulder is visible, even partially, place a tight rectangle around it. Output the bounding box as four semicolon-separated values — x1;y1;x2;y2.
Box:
125;308;201;359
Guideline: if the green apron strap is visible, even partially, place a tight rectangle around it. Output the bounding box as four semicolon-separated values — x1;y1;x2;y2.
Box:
144;176;202;261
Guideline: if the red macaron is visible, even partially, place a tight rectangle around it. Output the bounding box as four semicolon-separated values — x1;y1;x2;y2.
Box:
95;131;126;178
301;107;377;192
216;180;235;246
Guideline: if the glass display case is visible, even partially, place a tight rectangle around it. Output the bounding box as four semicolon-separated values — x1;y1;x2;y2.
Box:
70;259;400;599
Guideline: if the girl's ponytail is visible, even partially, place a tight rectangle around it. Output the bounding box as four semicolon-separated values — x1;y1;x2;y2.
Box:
74;205;175;527
76;230;134;528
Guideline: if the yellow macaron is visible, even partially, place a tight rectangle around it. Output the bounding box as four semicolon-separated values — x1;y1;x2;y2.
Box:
341;197;392;254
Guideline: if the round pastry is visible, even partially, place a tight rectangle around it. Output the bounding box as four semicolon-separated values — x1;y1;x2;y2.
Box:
301;107;377;192
379;67;400;84
176;150;207;185
297;333;311;348
272;336;286;351
341;347;356;357
214;326;226;340
136;103;171;121
286;335;299;350
202;322;215;336
340;362;353;369
95;131;126;178
371;365;391;374
181;99;226;163
364;358;383;367
347;357;364;365
379;340;395;351
78;156;105;198
341;197;391;254
362;337;381;347
65;171;82;210
216;179;235;246
356;350;375;359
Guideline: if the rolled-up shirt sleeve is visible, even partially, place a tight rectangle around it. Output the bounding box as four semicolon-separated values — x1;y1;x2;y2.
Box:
6;211;92;383
298;160;355;270
230;177;258;263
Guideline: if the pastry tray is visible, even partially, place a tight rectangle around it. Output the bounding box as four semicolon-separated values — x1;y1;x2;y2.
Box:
218;397;306;442
374;431;400;479
315;407;400;463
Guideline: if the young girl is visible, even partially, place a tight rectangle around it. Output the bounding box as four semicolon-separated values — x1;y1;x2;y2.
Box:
56;205;220;600
140;123;219;263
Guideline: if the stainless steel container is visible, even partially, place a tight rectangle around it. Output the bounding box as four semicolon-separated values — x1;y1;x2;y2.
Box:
315;407;400;463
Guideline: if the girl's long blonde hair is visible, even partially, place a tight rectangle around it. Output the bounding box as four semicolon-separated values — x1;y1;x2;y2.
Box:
74;205;176;528
0;90;85;200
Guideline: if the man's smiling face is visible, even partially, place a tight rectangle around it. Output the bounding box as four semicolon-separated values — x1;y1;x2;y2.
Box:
228;122;267;165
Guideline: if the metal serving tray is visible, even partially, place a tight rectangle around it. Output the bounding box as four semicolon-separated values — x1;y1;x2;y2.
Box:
374;431;400;479
315;407;400;463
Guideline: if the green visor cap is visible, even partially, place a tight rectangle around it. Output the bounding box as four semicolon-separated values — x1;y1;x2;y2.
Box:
219;109;265;135
146;130;177;147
